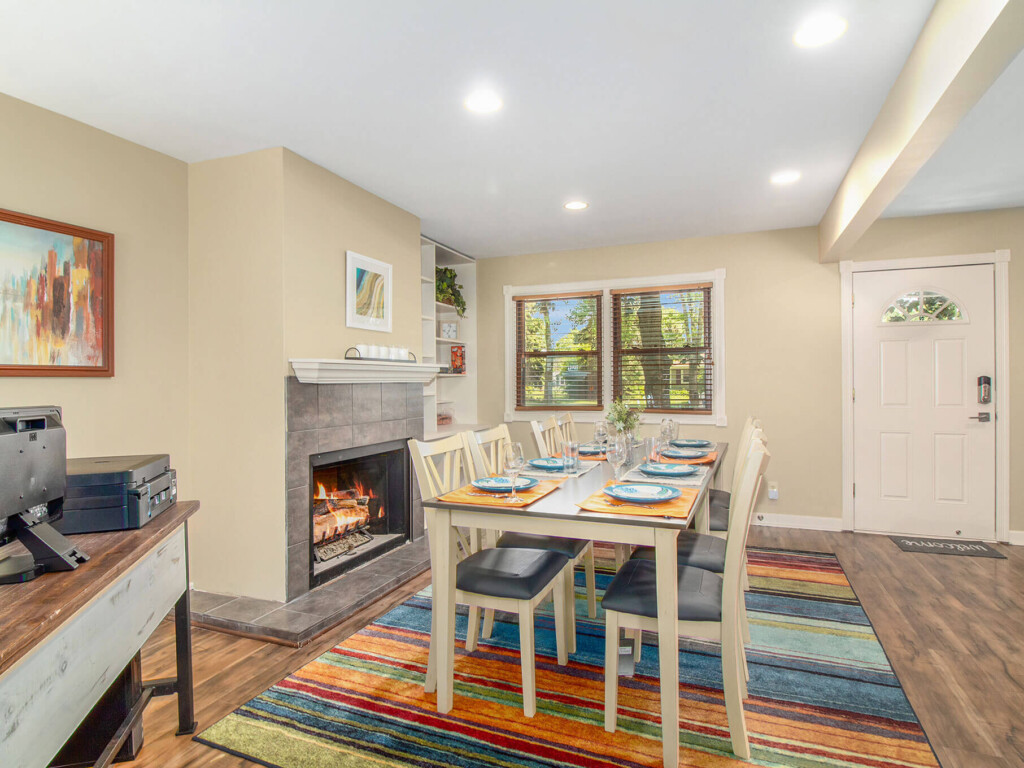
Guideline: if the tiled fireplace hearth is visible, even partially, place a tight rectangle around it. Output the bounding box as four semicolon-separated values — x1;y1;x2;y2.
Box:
190;376;429;645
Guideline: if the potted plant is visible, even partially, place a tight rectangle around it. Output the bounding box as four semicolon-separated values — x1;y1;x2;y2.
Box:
435;267;467;317
606;397;643;440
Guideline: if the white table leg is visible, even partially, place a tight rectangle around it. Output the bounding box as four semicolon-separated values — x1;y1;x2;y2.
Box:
654;528;680;768
427;507;456;713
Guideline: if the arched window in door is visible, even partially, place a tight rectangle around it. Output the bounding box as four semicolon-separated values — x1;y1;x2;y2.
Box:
881;290;965;323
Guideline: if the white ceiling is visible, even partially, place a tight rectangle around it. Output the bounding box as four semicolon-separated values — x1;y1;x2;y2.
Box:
0;1;935;257
884;49;1024;220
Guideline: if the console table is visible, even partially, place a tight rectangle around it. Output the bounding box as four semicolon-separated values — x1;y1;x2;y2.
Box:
0;500;200;768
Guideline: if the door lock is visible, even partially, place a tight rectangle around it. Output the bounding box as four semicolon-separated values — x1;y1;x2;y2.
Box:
968;413;992;422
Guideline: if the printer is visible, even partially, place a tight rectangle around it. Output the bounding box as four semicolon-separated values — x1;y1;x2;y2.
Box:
55;454;177;534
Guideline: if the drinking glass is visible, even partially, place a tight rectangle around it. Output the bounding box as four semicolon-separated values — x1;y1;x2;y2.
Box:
563;441;580;477
606;437;628;481
502;442;527;502
660;418;675;443
593;420;609;447
642;436;658;465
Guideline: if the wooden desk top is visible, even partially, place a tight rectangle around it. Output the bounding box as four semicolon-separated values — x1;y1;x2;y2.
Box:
423;443;728;530
0;500;200;678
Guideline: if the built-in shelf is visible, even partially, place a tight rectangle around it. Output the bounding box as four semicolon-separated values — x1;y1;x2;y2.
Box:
435;337;469;344
420;314;432;321
435;301;459;313
420;275;432;283
436;373;466;378
427;422;488;439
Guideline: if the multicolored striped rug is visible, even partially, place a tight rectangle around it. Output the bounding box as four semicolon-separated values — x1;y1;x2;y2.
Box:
195;548;939;767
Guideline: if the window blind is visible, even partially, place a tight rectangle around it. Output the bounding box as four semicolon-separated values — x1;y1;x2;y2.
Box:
611;283;713;413
514;291;603;410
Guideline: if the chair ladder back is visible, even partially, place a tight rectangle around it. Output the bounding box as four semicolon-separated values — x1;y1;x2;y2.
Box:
408;434;474;498
721;440;770;615
729;417;759;493
467;424;511;479
530;416;562;458
556;413;578;444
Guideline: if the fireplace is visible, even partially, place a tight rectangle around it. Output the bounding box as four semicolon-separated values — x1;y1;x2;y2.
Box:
309;439;411;588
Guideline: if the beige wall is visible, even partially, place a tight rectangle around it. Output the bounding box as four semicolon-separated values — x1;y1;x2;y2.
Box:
282;150;422;367
0;93;190;476
187;148;423;601
477;207;1024;530
188;149;287;601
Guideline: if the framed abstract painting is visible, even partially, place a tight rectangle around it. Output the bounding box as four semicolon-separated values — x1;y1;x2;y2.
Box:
0;208;114;377
345;251;391;333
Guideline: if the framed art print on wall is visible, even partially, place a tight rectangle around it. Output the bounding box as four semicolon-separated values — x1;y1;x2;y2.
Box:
0;208;114;377
346;251;392;333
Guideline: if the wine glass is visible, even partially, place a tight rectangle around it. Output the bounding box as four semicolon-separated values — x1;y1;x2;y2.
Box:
593;420;608;447
660;418;675;444
606;436;628;481
502;442;526;502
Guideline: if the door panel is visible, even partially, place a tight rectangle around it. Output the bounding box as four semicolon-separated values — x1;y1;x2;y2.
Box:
853;265;995;538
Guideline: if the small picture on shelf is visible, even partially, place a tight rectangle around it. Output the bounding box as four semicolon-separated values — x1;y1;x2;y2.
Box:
439;321;459;339
450;344;465;374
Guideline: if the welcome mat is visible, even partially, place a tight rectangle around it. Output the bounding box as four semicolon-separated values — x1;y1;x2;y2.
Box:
890;535;1006;559
195;548;939;767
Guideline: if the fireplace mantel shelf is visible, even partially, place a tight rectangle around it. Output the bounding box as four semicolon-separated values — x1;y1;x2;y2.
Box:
290;358;441;385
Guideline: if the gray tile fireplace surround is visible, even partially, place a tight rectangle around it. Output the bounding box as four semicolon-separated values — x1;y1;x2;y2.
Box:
189;378;429;645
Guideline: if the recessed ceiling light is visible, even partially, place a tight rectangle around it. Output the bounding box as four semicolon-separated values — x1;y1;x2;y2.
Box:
770;170;801;185
564;200;589;210
793;13;847;47
464;89;503;113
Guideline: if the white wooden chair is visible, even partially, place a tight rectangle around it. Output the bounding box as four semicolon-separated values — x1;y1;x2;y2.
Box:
409;435;572;717
706;416;762;539
602;437;770;758
530;416;563;458
465;425;598;629
556;412;579;444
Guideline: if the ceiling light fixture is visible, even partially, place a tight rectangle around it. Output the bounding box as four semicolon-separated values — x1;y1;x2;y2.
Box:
793;13;847;47
770;170;801;185
464;88;503;113
563;200;589;210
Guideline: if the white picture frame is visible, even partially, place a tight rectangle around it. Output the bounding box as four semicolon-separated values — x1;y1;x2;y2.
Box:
346;251;392;333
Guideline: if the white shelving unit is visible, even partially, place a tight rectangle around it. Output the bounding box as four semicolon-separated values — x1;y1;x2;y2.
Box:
420;236;477;438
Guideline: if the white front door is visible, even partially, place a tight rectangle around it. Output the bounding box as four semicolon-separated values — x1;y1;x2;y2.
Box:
852;264;996;539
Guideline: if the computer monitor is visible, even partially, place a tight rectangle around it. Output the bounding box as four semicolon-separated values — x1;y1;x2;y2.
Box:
0;406;89;583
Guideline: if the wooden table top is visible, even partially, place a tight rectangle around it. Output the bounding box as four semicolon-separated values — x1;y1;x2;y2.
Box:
0;500;200;678
423;443;728;530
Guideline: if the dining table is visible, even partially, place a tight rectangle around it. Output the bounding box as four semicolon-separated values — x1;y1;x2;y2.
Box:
421;441;729;768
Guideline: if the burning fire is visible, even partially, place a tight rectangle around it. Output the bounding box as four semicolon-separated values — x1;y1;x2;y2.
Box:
312;477;384;543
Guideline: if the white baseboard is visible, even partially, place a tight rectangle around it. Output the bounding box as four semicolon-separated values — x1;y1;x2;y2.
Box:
752;512;844;532
1005;531;1024;546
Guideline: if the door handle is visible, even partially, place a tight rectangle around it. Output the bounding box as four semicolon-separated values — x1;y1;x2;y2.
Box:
968;413;992;422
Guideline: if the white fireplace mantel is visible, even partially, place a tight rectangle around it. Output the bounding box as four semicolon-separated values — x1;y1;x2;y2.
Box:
290;358;440;385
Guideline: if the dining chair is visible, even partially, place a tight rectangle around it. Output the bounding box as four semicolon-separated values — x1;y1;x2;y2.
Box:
556;412;579;444
626;428;765;662
464;426;598;628
707;416;761;539
601;438;770;759
409;436;572;717
530;416;563;458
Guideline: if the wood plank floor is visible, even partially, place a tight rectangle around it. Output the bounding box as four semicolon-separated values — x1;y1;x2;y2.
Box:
134;528;1024;767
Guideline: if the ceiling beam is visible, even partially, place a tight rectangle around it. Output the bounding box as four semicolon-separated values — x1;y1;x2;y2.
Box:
818;0;1024;263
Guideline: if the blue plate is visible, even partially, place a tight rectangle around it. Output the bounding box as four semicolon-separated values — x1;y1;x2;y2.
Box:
638;462;699;478
579;445;605;456
528;457;567;471
661;448;709;460
602;483;682;503
671;439;712;449
471;476;539;493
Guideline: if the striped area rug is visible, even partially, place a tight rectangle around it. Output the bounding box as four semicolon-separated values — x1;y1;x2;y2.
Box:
196;548;939;767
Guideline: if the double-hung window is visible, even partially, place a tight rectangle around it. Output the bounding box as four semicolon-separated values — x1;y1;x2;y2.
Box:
505;271;725;424
513;291;603;410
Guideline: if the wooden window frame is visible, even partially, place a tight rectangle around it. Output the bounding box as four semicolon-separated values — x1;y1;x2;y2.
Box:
610;283;714;415
513;291;604;412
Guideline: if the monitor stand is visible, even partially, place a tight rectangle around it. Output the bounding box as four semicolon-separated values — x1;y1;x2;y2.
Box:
0;512;90;584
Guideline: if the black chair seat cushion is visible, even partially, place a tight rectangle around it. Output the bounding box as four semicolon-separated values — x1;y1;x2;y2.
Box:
456;548;569;600
630;531;727;573
709;488;730;509
602;559;723;622
709;504;729;532
497;532;589;559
